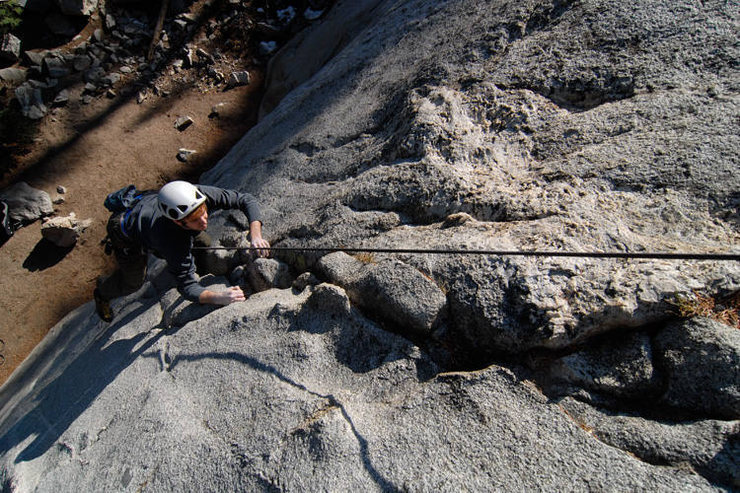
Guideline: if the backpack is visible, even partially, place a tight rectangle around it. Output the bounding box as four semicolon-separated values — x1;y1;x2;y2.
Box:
0;200;13;246
104;185;144;213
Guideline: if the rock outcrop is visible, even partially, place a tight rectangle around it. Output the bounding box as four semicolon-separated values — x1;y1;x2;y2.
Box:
1;0;739;490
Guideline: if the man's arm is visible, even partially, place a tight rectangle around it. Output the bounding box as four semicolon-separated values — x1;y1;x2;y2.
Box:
249;220;270;257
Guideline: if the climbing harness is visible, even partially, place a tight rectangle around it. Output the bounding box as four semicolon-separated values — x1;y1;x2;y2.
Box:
191;245;740;261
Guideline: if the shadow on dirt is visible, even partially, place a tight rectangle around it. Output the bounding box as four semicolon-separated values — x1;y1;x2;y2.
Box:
22;238;74;271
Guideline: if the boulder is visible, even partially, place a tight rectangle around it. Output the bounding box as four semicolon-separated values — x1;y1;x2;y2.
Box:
40;213;92;247
0;286;721;491
318;252;447;336
0;182;53;225
0;34;21;63
654;317;740;419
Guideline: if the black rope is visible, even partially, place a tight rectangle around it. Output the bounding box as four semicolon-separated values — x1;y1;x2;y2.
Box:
192;245;740;261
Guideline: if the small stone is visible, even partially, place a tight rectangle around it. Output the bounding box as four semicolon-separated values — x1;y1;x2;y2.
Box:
0;67;27;83
177;148;197;162
136;91;147;104
228;70;250;87
209;103;226;118
174;116;194;131
53;89;70;106
73;54;92;72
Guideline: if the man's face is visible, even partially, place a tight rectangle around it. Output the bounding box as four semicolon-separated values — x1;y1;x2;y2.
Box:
177;203;208;231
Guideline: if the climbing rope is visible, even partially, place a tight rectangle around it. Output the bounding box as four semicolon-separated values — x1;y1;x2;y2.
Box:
192;245;740;261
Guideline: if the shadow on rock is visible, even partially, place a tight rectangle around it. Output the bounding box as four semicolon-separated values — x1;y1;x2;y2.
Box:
0;301;164;463
22;238;74;271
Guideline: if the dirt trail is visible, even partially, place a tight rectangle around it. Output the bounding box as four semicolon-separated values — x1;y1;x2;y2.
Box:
0;69;264;384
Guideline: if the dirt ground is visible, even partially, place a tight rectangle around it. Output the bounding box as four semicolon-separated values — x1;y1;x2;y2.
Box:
0;54;265;385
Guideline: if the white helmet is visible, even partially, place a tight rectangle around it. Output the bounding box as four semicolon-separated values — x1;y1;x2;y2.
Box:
158;181;206;220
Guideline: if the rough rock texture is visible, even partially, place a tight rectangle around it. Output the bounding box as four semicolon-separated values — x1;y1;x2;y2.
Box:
0;276;723;491
560;397;740;489
1;0;739;490
318;252;447;337
654;317;740;419
40;213;92;247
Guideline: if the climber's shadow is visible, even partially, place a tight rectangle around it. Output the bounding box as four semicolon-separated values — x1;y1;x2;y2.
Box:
0;300;164;464
23;238;74;271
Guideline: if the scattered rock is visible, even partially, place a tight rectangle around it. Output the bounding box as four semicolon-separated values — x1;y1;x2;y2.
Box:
227;70;250;87
52;89;70;106
0;67;26;84
209;102;226;118
176;148;197;162
40;213;92;247
174;115;193;131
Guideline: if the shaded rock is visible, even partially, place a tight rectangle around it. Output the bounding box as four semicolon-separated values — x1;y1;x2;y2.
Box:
40;213;92;247
227;70;249;87
547;330;659;399
292;271;320;292
559;397;740;489
0;182;53;224
654;317;740;419
43;56;70;78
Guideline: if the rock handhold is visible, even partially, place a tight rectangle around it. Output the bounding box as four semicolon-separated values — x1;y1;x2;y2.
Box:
246;258;293;292
318;252;447;336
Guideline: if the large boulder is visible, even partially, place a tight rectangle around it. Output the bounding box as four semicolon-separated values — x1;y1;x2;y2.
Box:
0;284;722;491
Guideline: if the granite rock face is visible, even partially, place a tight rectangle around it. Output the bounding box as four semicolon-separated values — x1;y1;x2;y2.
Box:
1;0;739;490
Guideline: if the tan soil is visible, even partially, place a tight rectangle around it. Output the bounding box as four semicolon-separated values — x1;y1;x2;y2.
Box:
0;54;264;385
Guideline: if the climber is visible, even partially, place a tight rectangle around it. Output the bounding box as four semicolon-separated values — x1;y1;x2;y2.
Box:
93;180;270;322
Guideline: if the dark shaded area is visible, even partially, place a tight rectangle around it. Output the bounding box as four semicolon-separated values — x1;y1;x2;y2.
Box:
22;238;74;271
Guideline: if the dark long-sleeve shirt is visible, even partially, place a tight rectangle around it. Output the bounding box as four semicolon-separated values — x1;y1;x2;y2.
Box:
124;185;262;301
